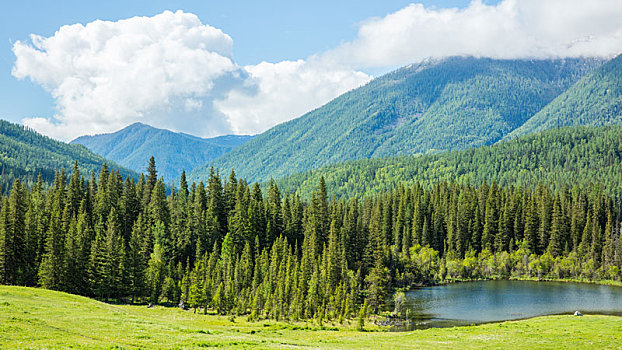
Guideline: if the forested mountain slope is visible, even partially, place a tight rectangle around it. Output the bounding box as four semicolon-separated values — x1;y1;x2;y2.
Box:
0;119;138;192
72;122;253;183
276;125;622;199
507;54;622;139
193;57;601;183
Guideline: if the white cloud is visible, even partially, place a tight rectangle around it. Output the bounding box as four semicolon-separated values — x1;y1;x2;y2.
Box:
12;10;369;140
184;98;203;112
12;10;243;140
12;2;622;141
214;59;370;135
323;0;622;69
214;0;622;135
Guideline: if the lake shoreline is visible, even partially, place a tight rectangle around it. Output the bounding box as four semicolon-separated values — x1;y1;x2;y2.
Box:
384;309;622;332
389;279;622;331
428;276;622;288
3;285;622;348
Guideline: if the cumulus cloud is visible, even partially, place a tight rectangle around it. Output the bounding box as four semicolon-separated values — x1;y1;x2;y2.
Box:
215;0;622;135
215;59;370;135
11;11;240;140
323;0;622;69
12;2;622;140
12;10;370;140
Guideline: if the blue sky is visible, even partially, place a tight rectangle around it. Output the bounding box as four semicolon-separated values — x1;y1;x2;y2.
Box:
2;0;620;140
0;0;487;125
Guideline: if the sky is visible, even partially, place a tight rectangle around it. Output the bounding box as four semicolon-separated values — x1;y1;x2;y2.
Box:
1;0;621;141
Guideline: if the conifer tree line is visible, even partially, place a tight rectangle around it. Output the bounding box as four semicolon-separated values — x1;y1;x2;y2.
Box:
0;158;621;321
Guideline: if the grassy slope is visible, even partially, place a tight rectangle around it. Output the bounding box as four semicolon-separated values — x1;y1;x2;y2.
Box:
1;286;621;349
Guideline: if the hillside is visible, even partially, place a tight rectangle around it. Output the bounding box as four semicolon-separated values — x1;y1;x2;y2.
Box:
192;56;601;183
276;125;622;199
507;53;622;139
2;286;621;349
72;122;253;183
0;119;138;192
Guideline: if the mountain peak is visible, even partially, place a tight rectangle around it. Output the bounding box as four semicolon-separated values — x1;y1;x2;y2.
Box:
191;56;603;183
71;122;253;182
506;53;622;139
126;121;150;129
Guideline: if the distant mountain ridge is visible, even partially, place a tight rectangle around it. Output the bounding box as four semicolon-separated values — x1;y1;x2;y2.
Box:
192;56;603;183
71;122;253;182
506;53;622;139
275;124;622;199
0;119;138;192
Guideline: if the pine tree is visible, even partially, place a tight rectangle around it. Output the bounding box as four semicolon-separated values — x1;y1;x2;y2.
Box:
89;219;108;298
495;195;514;253
228;197;250;254
62;215;82;293
39;170;67;290
120;177;139;243
1;157;621;322
103;208;127;299
179;170;189;199
207;167;226;241
0;180;27;284
602;212;615;270
67;162;83;218
143;156;158;206
23;176;46;286
188;257;206;313
0;197;10;284
538;186;553;254
343;198;361;270
569;193;586;251
94;164;111;224
223;170;238;216
591;209;603;266
524;196;539;254
72;201;93;294
265;179;283;245
147;243;166;304
548;197;565;257
326;219;341;293
357;299;368;331
247;184;266;251
128;218;147;301
482;183;499;251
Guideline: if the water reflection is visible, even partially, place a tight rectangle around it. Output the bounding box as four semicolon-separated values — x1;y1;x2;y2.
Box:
389;280;622;330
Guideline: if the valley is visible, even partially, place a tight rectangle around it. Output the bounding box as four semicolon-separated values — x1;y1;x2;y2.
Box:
193;56;606;183
1;24;622;349
71;122;253;183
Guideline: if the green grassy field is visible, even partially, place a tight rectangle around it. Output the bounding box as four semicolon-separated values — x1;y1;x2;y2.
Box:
1;286;621;349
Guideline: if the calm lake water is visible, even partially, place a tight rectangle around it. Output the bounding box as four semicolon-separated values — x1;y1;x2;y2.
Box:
395;280;622;330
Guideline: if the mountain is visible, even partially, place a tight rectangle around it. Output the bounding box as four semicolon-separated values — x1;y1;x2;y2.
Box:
0;119;138;192
276;125;622;199
192;56;601;183
506;54;622;139
71;122;253;183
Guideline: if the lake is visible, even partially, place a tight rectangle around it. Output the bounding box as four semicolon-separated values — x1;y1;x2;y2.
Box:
394;280;622;330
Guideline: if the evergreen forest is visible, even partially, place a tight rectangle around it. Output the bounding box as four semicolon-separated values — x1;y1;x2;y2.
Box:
0;120;138;194
277;125;622;200
1;158;621;322
71;122;253;183
195;57;601;183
